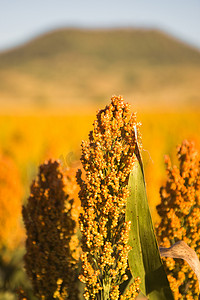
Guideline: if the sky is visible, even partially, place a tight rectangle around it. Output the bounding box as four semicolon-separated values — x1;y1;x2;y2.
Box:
0;0;200;51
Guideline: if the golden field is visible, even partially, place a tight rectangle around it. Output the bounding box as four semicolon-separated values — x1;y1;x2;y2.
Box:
1;111;200;221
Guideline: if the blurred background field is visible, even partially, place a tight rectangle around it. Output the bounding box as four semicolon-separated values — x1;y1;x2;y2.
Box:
1;111;200;218
0;1;200;298
0;27;199;214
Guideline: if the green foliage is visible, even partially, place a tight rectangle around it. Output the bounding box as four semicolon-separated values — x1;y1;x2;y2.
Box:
126;145;174;299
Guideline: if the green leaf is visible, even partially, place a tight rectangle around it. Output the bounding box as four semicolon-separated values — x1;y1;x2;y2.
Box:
125;146;174;299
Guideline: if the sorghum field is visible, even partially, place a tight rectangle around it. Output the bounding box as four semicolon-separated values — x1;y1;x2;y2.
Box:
0;107;200;299
0;28;200;300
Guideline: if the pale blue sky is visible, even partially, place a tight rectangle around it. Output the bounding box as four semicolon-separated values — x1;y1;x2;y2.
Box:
0;0;200;51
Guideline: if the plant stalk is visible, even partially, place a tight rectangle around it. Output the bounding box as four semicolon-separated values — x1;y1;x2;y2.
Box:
103;278;111;300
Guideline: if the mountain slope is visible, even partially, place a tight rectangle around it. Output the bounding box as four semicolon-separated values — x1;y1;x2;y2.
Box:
0;28;200;113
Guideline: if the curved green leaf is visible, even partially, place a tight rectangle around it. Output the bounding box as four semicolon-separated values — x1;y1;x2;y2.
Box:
125;146;174;299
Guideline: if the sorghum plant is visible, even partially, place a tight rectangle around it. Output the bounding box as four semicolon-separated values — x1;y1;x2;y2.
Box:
76;96;141;300
156;140;200;299
22;160;79;299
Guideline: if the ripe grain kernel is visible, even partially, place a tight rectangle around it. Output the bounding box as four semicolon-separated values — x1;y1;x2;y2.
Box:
77;96;141;299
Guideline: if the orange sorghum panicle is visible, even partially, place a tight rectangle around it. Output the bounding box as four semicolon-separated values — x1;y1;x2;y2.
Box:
156;140;200;299
22;160;79;299
77;96;142;300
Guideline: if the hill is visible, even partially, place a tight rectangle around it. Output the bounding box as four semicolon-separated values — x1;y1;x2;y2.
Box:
0;28;200;114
